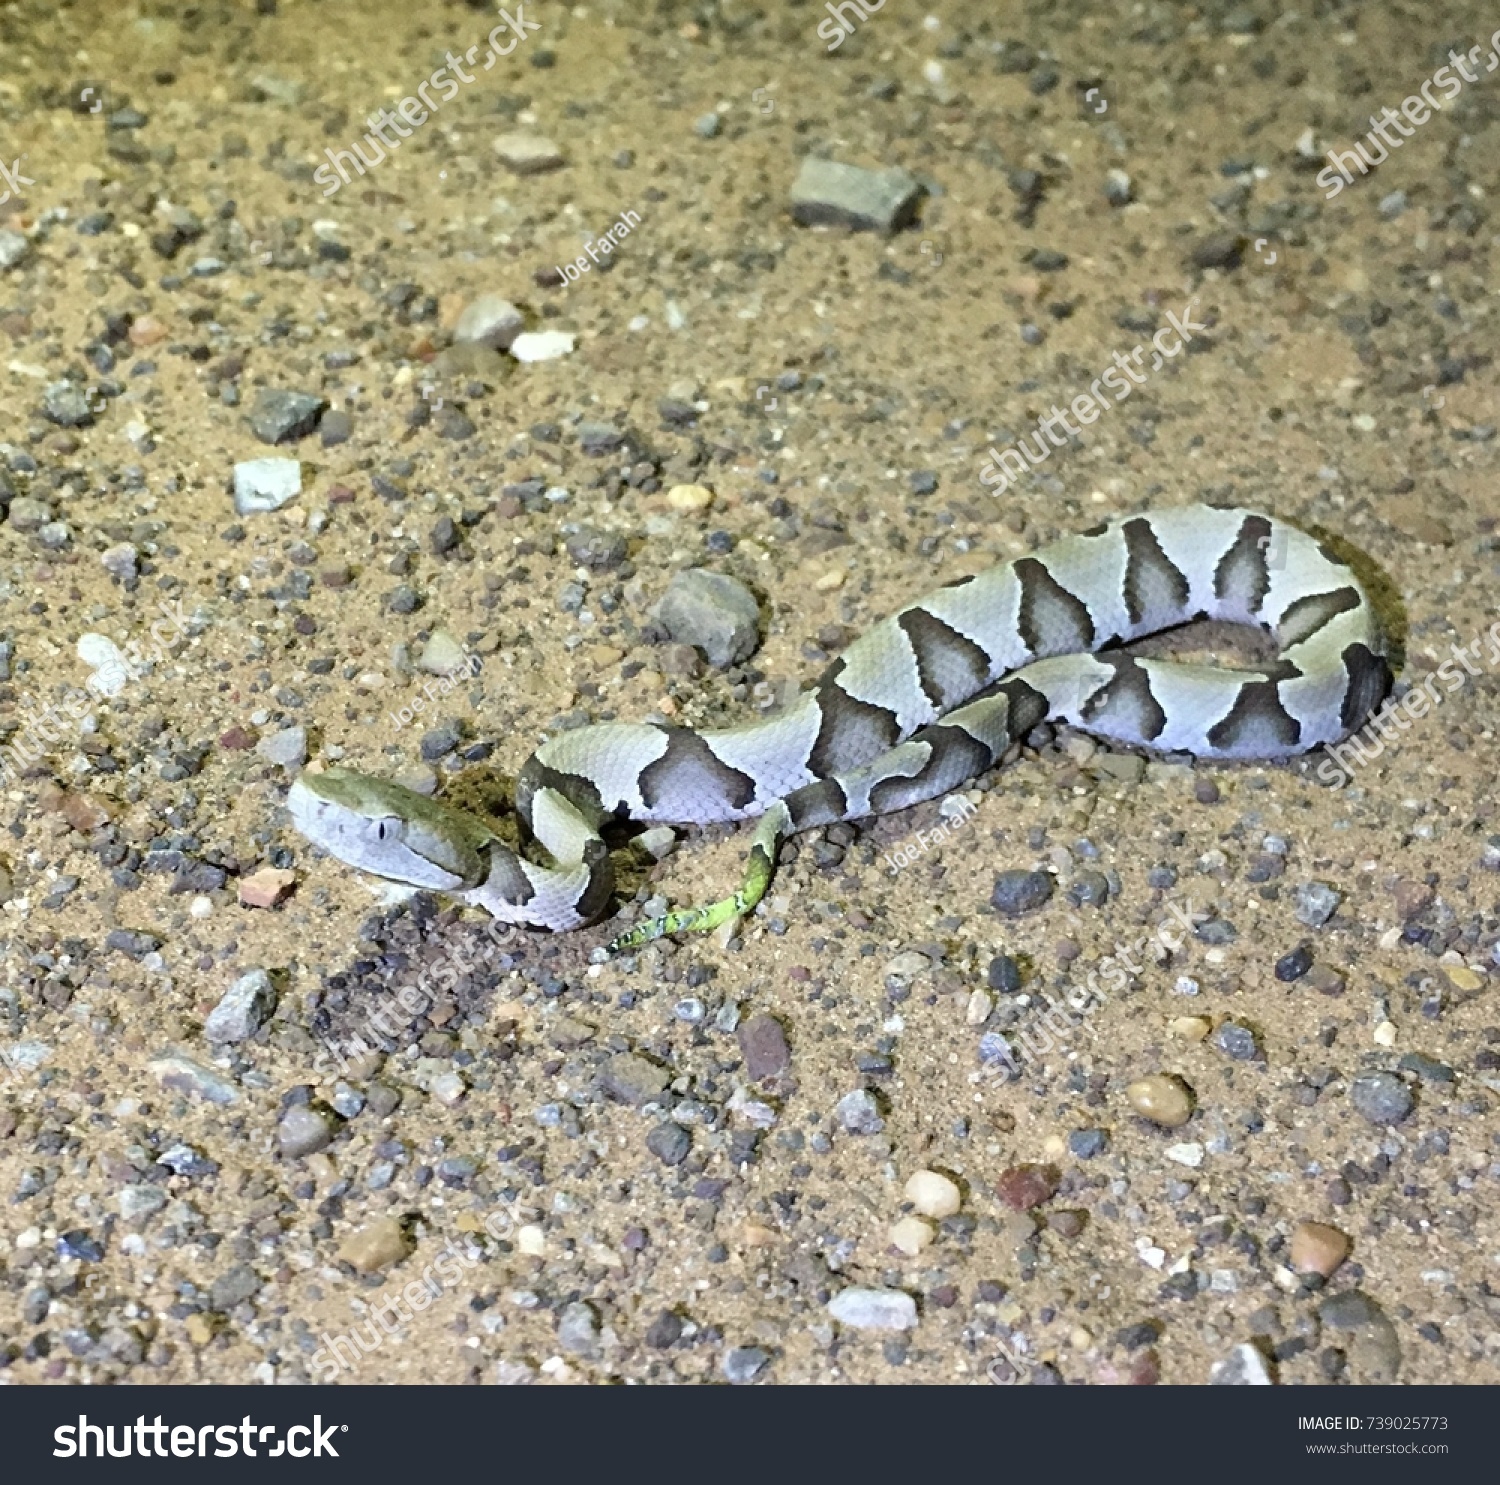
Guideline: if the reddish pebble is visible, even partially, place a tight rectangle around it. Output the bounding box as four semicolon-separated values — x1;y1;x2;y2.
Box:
327;484;356;504
60;790;112;832
239;868;296;907
1129;1349;1160;1385
995;1162;1061;1211
128;314;168;347
219;726;255;750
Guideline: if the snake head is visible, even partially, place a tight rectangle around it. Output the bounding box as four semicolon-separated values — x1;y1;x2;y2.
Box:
287;768;494;890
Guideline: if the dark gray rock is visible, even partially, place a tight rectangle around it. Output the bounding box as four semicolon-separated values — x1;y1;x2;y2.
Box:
646;1122;691;1166
991;869;1054;916
249;389;327;445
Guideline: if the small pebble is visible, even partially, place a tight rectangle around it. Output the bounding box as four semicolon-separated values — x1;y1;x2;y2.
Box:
827;1287;918;1331
1125;1073;1195;1127
1290;1220;1351;1277
1348;1070;1413;1125
337;1217;410;1273
904;1169;961;1219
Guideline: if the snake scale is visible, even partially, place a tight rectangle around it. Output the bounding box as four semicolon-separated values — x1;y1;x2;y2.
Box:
288;504;1390;952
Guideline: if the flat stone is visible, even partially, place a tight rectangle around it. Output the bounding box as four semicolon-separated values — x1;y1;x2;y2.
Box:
789;157;925;234
148;1049;239;1105
256;726;306;768
598;1052;669;1107
737;1013;790;1080
203;968;277;1043
232;457;302;515
493;132;565;174
827;1287;918;1331
721;1346;769;1383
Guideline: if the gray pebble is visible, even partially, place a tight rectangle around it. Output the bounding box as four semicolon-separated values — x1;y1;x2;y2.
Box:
654;569;761;669
647;1122;691;1166
991;869;1054;916
249;389;327;445
564;526;628;570
827;1287;917;1331
556;1300;600;1356
836;1088;884;1135
721;1346;769;1383
1068;870;1110;908
209;1262;262;1310
789;157;925;234
203;968;277;1043
1293;881;1342;928
278;1104;338;1157
149;1049;238;1105
1348;1070;1413;1125
256;726;306;769
41;381;95;428
1068;1128;1108;1159
1209;1342;1272;1384
693;112;722;139
1213;1022;1258;1061
986;954;1022;993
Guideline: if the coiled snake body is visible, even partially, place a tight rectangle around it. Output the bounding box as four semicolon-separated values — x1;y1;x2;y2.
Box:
289;505;1390;951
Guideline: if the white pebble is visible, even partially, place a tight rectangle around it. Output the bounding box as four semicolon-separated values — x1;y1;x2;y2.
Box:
904;1168;961;1219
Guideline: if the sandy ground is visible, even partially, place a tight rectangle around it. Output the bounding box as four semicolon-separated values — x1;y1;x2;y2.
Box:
0;0;1498;1386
